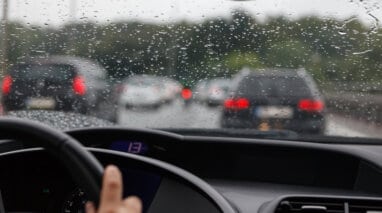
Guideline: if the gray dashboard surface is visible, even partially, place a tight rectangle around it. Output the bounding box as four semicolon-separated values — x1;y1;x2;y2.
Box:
209;180;378;213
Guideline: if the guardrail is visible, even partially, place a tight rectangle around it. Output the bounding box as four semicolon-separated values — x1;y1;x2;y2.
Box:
324;92;382;125
323;82;382;95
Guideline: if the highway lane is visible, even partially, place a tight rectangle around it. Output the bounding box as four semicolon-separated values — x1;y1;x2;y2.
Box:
325;113;382;138
117;99;382;139
117;99;220;128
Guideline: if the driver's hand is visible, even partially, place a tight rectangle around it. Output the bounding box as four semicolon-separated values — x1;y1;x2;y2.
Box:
86;165;142;213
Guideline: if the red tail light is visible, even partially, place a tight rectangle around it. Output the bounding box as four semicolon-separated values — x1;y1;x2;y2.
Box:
224;98;250;110
298;99;324;112
181;88;192;100
2;75;13;95
72;76;86;95
224;99;235;109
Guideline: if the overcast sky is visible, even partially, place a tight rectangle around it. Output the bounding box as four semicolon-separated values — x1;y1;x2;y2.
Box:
1;0;381;27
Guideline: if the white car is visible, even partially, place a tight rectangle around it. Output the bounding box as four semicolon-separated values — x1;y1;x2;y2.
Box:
118;75;163;109
156;77;182;103
206;78;231;106
193;80;209;103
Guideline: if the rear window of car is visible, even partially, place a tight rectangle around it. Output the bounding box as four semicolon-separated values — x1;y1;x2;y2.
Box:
209;80;231;91
126;77;158;87
10;64;75;81
237;76;312;97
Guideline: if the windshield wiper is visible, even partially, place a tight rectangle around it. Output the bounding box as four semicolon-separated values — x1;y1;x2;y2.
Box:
157;128;298;140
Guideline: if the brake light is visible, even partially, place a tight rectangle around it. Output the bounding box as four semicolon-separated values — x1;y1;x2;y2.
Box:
2;75;12;95
298;99;324;112
224;98;250;110
181;88;192;100
72;76;86;95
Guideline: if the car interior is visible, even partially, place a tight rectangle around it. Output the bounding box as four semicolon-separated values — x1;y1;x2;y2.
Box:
1;0;382;213
0;119;381;213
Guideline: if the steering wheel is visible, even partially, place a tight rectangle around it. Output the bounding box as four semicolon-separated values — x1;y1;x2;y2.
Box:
0;118;103;204
0;118;238;213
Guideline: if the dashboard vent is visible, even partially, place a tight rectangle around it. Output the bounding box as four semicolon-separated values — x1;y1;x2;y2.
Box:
348;200;382;213
275;197;382;213
275;197;345;213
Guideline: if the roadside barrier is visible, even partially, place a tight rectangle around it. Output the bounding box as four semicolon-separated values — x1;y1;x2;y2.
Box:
324;92;382;125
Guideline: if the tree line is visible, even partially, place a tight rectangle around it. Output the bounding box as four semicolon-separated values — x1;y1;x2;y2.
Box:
3;10;382;87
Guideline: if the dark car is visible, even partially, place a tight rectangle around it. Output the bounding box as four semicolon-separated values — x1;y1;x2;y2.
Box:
221;68;325;134
1;55;115;120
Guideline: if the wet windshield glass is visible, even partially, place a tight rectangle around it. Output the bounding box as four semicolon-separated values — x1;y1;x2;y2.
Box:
10;64;75;81
237;76;312;97
1;0;382;139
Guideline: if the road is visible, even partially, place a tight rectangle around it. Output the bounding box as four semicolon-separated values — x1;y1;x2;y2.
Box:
117;99;382;139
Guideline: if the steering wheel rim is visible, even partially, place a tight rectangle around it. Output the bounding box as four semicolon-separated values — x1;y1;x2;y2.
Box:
0;118;103;204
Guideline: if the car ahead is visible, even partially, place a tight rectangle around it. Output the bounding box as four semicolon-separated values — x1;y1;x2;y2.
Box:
1;55;113;119
117;75;163;110
205;78;231;107
193;79;210;103
156;76;182;104
221;68;325;134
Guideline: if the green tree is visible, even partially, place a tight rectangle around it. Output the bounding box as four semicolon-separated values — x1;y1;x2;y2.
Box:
224;51;263;71
264;40;313;68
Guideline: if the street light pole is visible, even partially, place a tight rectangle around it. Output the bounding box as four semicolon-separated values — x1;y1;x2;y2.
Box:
66;0;77;55
1;0;8;76
168;0;179;77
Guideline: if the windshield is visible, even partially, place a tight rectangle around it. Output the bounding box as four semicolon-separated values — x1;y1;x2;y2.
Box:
237;76;313;97
10;64;75;81
1;0;382;140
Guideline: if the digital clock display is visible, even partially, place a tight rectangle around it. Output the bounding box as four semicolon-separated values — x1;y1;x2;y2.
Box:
109;140;149;155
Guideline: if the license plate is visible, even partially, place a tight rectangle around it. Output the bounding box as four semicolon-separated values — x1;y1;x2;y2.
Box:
255;106;293;119
26;97;56;109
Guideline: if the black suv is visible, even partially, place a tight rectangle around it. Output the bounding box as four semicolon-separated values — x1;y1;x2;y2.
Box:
1;56;116;120
221;68;325;134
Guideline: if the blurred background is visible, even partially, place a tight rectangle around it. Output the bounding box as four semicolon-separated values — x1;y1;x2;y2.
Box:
1;0;382;138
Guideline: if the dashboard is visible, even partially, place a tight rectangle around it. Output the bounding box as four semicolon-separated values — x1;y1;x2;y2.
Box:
0;149;221;213
0;127;382;213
